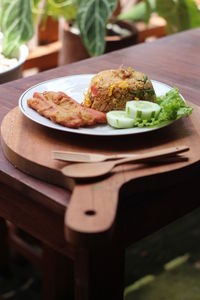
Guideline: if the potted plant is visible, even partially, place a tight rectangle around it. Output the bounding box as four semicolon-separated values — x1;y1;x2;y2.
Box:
0;0;138;68
0;40;29;84
0;0;118;57
59;14;138;64
0;0;32;83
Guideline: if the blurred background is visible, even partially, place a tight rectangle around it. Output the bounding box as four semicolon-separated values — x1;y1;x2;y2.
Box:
1;0;200;82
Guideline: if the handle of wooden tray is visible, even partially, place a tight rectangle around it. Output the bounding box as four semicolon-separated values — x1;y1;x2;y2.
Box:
64;181;120;247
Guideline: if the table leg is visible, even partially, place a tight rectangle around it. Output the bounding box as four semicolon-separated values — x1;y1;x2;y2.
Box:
74;246;125;300
42;244;74;300
0;217;10;275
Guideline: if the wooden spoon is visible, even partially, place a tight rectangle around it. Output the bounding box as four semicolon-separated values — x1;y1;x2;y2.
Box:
52;150;140;163
61;146;189;179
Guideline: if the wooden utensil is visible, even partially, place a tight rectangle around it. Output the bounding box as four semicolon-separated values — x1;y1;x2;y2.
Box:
61;146;189;179
52;150;140;163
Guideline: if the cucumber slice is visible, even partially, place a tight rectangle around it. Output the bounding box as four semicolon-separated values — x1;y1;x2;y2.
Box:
106;111;135;129
126;101;161;120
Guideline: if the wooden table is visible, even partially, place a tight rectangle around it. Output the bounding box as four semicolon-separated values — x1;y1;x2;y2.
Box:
1;29;200;300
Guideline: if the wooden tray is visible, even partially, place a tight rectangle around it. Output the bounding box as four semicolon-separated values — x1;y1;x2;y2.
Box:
1;104;200;245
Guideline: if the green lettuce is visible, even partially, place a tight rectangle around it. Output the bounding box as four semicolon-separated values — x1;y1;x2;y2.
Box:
135;87;193;127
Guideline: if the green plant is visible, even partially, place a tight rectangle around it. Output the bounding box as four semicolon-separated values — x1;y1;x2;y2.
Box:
118;0;200;34
0;0;34;57
0;0;118;57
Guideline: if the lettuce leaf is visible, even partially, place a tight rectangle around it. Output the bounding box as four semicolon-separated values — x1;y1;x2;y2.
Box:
135;87;193;127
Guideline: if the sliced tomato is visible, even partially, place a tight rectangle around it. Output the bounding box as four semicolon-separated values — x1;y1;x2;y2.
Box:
91;85;99;96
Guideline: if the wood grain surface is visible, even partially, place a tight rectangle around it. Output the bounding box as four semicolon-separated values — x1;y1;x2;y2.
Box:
0;29;200;247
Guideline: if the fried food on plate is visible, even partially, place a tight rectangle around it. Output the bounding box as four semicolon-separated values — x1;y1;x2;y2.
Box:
27;91;106;128
83;66;156;113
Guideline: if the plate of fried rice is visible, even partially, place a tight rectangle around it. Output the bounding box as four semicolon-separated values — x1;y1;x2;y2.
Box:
19;69;180;136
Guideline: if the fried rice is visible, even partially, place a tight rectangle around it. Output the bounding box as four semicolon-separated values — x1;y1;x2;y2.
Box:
83;66;156;113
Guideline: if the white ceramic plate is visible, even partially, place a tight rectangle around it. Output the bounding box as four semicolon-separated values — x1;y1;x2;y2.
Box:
19;74;181;136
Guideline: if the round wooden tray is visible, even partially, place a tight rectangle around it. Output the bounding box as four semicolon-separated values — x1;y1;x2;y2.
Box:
1;104;200;245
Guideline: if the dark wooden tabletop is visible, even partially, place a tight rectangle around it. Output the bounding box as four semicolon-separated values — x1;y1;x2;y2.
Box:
0;28;200;234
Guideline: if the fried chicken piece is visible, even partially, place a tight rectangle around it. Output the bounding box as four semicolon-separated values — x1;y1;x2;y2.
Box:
27;91;107;128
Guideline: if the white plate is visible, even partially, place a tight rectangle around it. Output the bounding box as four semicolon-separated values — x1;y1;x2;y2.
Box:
19;74;181;136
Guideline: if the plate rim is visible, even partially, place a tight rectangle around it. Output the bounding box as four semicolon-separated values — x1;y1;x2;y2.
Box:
18;74;181;137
